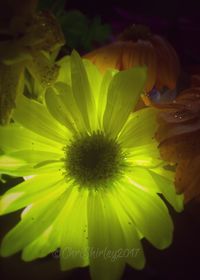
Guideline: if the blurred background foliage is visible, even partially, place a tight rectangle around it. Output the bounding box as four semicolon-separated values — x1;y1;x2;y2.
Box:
38;0;111;52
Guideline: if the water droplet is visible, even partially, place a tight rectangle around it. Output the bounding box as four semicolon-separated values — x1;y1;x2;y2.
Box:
173;109;190;120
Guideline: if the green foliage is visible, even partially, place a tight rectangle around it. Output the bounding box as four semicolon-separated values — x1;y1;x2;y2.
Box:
37;0;111;52
59;11;111;52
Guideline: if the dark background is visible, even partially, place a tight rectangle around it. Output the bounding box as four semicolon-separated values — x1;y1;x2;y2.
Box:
67;0;200;71
1;0;200;279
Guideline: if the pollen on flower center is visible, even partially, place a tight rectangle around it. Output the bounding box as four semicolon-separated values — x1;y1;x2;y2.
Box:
64;132;125;188
118;24;152;42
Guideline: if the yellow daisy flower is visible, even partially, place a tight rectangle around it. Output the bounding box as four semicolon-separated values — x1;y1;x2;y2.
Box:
0;51;183;280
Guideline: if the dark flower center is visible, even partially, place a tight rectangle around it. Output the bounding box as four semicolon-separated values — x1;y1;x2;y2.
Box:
65;132;125;188
118;24;152;42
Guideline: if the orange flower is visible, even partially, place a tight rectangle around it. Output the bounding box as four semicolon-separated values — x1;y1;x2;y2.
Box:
155;76;200;203
84;25;180;96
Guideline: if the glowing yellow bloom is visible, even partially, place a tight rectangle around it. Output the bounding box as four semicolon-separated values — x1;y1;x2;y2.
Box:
0;51;183;280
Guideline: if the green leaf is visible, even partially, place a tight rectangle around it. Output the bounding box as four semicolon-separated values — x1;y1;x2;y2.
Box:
59;10;89;50
90;16;111;43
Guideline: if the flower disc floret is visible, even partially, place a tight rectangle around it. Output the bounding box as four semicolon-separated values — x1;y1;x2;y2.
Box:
65;132;126;188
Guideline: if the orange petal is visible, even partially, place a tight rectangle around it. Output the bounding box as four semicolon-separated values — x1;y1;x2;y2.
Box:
84;43;123;73
191;75;200;87
175;156;200;203
152;35;180;90
158;130;200;161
